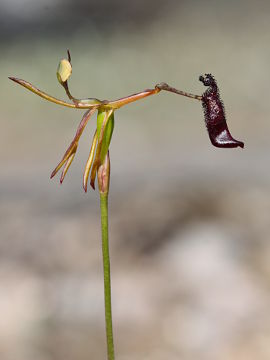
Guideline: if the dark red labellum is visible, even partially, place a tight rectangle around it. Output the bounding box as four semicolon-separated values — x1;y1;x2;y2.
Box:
199;74;244;149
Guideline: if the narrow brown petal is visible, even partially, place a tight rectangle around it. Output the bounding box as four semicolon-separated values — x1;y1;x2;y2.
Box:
9;77;77;108
50;144;77;179
108;88;160;109
83;130;98;192
60;153;75;183
51;107;97;179
8;77;98;109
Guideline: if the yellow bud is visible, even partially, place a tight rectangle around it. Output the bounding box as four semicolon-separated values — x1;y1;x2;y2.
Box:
57;59;72;84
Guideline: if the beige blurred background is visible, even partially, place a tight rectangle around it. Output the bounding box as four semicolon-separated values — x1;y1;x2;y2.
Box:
1;0;270;359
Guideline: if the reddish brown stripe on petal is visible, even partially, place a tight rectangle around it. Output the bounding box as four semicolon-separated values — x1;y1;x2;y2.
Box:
51;108;97;180
60;153;75;184
83;130;98;192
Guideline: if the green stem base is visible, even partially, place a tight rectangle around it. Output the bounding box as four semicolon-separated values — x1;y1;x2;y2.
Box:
100;192;115;360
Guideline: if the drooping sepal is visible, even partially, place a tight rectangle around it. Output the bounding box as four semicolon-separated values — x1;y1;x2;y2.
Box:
50;107;97;183
83;130;98;192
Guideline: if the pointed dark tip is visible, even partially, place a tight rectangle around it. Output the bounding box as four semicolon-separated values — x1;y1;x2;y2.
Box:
83;184;88;193
60;172;65;184
9;77;27;87
239;141;244;149
67;49;71;63
90;181;95;190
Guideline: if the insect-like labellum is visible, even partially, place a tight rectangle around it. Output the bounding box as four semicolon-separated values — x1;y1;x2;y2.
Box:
199;74;244;149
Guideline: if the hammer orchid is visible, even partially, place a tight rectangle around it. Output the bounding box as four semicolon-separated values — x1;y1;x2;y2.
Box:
9;51;244;360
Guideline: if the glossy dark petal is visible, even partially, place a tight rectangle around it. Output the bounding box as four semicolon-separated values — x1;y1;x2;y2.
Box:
206;122;244;148
200;73;244;149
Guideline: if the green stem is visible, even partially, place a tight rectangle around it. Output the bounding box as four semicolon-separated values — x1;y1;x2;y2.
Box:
100;192;115;360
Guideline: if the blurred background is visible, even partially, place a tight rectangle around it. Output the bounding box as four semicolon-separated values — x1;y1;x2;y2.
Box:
1;0;270;359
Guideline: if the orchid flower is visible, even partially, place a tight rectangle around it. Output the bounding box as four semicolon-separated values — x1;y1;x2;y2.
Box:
9;53;244;194
9;51;161;192
9;52;244;360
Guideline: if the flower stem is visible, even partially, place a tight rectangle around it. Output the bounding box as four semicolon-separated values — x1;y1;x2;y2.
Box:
156;82;202;101
100;192;115;360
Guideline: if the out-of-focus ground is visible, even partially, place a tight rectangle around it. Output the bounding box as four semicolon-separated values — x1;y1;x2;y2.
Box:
1;0;270;359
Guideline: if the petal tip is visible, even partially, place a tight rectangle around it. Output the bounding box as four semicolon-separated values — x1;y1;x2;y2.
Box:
90;181;95;190
50;171;56;179
8;76;18;83
239;141;244;149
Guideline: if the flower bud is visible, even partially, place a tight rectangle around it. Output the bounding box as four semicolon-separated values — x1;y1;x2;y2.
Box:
98;151;110;194
57;59;72;84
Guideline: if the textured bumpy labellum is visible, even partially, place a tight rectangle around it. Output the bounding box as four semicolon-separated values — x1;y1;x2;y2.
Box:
199;74;244;148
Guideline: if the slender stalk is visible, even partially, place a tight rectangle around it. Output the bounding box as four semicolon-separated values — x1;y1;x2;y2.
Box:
100;192;115;360
156;82;202;101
